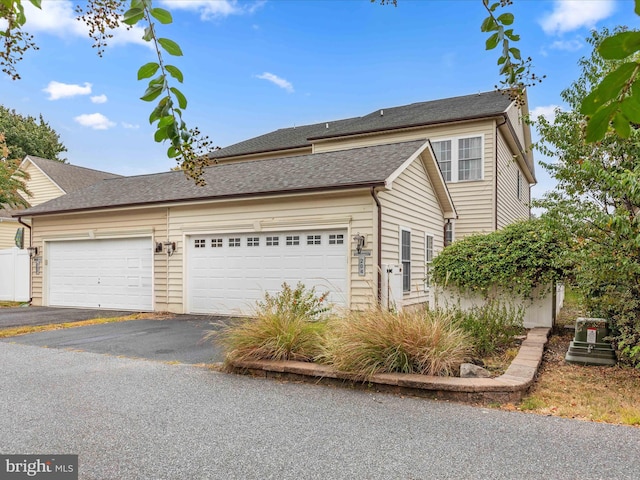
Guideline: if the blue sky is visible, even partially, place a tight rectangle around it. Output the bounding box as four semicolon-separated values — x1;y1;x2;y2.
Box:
0;0;638;201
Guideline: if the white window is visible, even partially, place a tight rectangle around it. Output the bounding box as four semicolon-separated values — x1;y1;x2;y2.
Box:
400;228;411;293
329;234;344;245
266;236;279;246
425;234;434;290
211;238;223;248
229;238;241;247
432;135;483;182
247;237;260;247
286;235;300;246
517;170;526;201
194;239;206;248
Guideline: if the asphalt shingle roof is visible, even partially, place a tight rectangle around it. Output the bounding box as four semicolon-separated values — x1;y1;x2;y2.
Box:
210;90;512;159
20;140;428;216
26;156;121;192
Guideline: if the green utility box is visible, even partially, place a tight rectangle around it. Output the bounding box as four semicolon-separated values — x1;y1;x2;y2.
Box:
565;317;617;366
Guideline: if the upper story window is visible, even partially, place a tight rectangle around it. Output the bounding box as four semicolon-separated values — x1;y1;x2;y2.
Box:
432;136;483;182
400;228;411;293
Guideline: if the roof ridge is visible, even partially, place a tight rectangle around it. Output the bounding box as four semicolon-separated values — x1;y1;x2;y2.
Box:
26;155;122;177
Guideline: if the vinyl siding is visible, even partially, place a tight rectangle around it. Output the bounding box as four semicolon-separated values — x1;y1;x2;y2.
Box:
505;101;526;153
30;208;167;308
496;129;530;229
312;121;496;238
0;221;18;249
21;162;65;206
168;191;376;313
378;154;444;308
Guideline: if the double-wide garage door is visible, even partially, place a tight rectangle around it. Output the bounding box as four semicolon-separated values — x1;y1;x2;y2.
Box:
48;238;153;310
187;230;348;315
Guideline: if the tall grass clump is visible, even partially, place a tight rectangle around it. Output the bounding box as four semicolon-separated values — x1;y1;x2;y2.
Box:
318;308;473;378
209;283;329;363
447;301;525;356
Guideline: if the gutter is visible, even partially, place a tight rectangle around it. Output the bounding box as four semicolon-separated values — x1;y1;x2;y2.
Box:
17;216;33;304
370;187;382;304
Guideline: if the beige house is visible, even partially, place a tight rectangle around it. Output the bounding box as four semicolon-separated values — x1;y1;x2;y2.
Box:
0;155;120;249
17;90;534;314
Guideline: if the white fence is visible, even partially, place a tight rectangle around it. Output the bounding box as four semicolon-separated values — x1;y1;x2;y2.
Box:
431;283;564;329
0;247;30;302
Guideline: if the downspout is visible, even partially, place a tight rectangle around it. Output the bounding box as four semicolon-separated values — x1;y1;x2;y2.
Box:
370;187;382;304
495;116;508;231
17;216;33;304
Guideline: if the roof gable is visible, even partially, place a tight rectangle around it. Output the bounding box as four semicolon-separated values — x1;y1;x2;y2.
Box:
21;155;121;194
19;140;437;216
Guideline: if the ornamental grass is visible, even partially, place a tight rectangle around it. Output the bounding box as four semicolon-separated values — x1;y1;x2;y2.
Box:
317;308;473;378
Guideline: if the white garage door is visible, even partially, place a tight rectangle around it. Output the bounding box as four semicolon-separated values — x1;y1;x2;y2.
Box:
187;230;348;315
48;238;153;310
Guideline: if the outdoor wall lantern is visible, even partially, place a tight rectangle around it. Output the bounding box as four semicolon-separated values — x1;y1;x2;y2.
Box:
27;246;38;257
352;233;366;255
163;241;176;257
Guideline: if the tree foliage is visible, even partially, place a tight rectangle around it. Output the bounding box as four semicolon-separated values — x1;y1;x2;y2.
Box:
0;134;30;209
431;219;567;300
534;28;640;367
0;105;67;161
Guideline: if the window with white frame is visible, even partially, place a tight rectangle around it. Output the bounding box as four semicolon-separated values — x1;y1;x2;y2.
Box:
517;170;525;201
425;233;434;290
266;236;279;246
400;228;411;293
444;221;454;247
432;135;483;182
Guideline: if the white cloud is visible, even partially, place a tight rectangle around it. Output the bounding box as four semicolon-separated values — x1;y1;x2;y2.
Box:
540;0;615;35
160;0;265;20
91;94;108;104
43;81;92;100
549;38;583;52
121;122;140;129
22;0;150;49
530;105;562;122
256;72;294;93
74;113;116;130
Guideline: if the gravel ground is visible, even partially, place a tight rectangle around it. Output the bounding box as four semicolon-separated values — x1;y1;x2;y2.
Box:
1;342;639;480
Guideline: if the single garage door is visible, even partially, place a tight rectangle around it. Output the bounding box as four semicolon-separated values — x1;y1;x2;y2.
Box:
187;230;348;315
48;238;153;310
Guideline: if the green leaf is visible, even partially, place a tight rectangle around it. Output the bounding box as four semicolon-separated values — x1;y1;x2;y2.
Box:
599;31;640;60
509;47;521;60
480;16;498;32
123;7;144;26
150;8;173;24
581;62;637;115
143;26;154;42
170;87;187;109
489;2;499;12
167;145;178;158
585;103;617;143
613;112;631;139
504;29;520;42
140;84;163;102
497;13;514;25
620;94;640;123
636;0;640;16
27;0;42;8
137;62;160;80
497;56;506;65
158;38;183;56
154;127;169;143
165;65;184;83
158;115;174;128
485;32;500;51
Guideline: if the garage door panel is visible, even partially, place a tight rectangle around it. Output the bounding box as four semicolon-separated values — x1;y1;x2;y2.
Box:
187;230;348;315
48;238;152;310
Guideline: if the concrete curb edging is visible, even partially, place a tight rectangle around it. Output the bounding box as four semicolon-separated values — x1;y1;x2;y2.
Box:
227;327;551;403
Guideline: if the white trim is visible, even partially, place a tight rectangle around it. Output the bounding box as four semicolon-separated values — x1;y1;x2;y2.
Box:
399;226;411;293
20;156;66;195
430;133;485;183
424;232;434;292
385;139;431;189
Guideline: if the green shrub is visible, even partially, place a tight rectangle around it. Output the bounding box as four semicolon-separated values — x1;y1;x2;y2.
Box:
447;301;525;357
257;282;330;321
210;282;330;363
318;308;473;378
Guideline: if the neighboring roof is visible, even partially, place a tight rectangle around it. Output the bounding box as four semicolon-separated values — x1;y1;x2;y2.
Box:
210;90;513;160
19;140;431;217
22;155;122;193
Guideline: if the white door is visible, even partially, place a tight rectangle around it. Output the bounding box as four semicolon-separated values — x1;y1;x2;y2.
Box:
48;238;153;310
187;230;348;315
